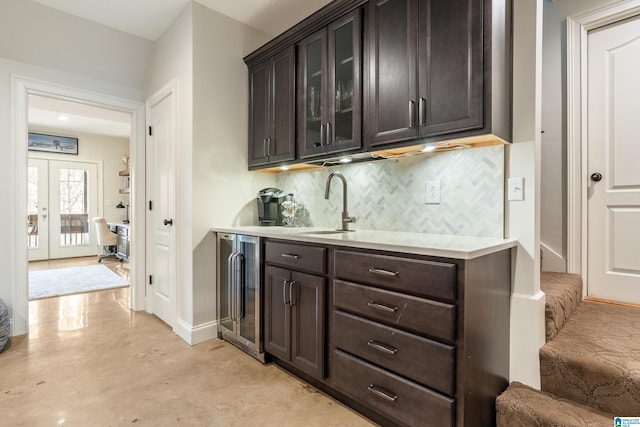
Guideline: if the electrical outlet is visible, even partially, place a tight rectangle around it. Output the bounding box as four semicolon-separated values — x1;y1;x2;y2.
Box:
508;177;524;201
426;180;441;204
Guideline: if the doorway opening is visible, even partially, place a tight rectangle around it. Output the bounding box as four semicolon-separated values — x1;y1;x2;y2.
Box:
12;77;146;336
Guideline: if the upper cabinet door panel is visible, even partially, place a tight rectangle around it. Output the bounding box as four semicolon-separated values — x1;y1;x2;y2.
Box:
270;46;296;163
418;0;483;136
327;9;363;155
248;61;270;167
367;0;418;147
298;29;328;158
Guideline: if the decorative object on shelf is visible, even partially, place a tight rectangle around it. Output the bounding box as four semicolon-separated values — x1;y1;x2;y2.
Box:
115;201;129;224
28;132;78;155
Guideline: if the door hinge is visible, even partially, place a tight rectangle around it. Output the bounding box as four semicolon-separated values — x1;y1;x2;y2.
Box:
149;275;153;285
148;126;153;136
148;200;153;210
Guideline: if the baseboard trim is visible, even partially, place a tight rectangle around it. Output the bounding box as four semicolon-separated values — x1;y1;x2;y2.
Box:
175;319;218;345
540;242;566;272
510;290;546;389
584;296;640;311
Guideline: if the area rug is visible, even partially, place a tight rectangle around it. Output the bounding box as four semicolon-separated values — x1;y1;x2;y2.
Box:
29;264;128;300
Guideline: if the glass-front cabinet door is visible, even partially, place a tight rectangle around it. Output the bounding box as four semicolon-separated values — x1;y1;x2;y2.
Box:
298;9;362;159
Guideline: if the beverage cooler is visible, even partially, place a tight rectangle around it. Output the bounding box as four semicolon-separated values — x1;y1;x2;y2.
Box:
216;233;265;362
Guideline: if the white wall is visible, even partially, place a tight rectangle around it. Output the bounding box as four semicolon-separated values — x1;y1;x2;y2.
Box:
191;3;274;329
0;0;153;91
28;129;130;223
540;0;614;271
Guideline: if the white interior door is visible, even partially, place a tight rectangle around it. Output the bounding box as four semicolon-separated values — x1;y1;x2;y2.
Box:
146;86;176;327
587;15;640;304
28;159;49;261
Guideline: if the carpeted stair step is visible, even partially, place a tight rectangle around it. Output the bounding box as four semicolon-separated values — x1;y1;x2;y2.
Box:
541;272;583;342
540;301;640;416
496;381;614;426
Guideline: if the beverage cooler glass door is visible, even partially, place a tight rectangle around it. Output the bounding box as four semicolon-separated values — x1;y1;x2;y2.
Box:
216;233;263;358
217;233;235;336
237;235;261;351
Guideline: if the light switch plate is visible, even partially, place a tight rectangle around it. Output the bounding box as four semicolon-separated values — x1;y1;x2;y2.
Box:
426;180;441;204
508;177;524;201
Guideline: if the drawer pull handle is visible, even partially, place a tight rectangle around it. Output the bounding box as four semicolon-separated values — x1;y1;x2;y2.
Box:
367;340;398;355
368;267;398;277
281;253;301;259
367;384;398;402
367;301;398;313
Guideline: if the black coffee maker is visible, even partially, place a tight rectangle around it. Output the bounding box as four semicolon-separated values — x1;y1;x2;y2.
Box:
257;188;287;226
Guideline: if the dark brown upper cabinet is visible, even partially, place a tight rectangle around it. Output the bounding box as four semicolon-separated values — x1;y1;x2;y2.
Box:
248;47;296;169
297;9;363;159
366;0;510;149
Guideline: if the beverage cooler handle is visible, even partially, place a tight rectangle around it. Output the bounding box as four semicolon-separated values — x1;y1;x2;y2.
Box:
227;253;235;321
236;253;245;320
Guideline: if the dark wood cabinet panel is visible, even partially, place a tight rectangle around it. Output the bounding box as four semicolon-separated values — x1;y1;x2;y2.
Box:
291;271;326;380
334;279;456;343
333;310;455;395
366;0;418;146
264;241;326;381
297;8;363;159
264;265;291;361
418;0;483;136
265;240;327;275
366;0;491;149
333;349;455;427
334;249;456;302
248;47;296;169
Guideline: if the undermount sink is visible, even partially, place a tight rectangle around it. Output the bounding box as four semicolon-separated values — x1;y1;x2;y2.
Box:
297;229;352;235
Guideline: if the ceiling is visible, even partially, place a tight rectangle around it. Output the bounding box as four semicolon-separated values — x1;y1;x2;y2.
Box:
28;0;332;138
32;0;333;41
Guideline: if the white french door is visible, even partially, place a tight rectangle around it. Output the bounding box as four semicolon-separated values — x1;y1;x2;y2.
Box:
28;159;99;260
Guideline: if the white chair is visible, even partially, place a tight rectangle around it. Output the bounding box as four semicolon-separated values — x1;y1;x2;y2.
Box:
93;217;119;262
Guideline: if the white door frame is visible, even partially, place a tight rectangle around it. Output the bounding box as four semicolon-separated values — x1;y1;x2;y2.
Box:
11;76;146;335
566;0;640;294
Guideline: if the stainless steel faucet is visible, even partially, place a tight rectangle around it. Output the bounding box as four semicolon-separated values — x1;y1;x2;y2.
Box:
324;172;356;231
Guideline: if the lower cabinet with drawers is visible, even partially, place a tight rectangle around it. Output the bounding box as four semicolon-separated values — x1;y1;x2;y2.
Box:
262;238;511;427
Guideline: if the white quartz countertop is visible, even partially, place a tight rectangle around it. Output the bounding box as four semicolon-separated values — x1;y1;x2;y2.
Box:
210;226;516;260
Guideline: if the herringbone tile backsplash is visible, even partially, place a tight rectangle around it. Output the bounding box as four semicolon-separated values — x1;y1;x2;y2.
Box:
275;145;504;238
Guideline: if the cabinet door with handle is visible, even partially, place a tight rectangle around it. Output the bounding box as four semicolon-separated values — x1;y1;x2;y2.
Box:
248;47;296;169
367;0;419;147
291;270;326;380
264;265;292;361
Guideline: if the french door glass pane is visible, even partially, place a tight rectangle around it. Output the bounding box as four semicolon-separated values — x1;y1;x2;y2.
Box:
27;166;39;249
58;168;89;246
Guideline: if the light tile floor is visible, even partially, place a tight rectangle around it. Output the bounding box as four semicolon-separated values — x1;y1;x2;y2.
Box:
0;287;374;426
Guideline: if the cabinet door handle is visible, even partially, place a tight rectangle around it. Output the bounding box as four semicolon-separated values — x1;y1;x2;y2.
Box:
326;122;332;145
367;340;398;355
367;384;398;402
320;123;326;146
419;97;426;127
267;137;272;156
227;253;234;320
409;100;416;128
283;280;290;304
281;253;301;259
289;280;296;306
263;138;268;158
368;267;398;277
367;301;398;313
